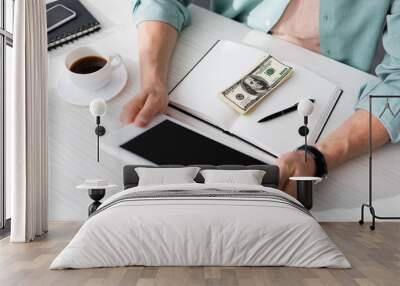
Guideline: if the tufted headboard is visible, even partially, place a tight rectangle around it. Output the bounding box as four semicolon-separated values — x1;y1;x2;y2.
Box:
123;165;280;190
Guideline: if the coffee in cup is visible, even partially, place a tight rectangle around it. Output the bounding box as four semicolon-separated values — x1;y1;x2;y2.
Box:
65;47;122;91
69;56;108;74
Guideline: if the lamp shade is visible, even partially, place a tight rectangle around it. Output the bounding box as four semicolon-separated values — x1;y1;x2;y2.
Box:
89;99;107;117
297;99;314;116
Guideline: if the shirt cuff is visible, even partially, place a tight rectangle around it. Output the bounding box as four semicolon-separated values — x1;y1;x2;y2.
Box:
355;83;400;143
132;0;190;32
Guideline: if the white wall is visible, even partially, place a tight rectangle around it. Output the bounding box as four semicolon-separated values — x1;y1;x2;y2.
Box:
47;0;400;223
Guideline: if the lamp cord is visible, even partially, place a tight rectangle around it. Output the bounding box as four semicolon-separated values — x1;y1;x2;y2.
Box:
97;125;99;162
304;116;308;163
305;133;307;162
96;116;100;162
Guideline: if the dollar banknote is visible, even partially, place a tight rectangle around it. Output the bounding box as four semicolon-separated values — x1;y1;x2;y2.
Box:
220;56;293;114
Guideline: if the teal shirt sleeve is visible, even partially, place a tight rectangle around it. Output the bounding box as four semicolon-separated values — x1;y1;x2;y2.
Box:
355;0;400;143
132;0;191;32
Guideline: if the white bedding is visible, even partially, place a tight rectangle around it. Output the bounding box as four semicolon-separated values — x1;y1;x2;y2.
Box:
50;183;350;269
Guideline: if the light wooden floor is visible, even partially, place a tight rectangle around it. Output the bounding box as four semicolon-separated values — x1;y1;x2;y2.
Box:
0;222;399;286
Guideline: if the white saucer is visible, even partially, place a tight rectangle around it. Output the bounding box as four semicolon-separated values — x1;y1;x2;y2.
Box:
56;61;128;106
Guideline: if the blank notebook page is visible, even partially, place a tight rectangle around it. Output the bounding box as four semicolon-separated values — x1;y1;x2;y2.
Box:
169;41;267;130
230;63;340;155
169;40;340;156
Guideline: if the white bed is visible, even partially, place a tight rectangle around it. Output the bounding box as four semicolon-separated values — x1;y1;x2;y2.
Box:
50;183;350;269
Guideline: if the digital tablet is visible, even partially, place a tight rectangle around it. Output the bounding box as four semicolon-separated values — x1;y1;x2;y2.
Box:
101;115;263;165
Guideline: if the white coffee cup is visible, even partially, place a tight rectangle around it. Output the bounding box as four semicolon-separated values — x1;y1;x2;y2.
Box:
65;47;122;91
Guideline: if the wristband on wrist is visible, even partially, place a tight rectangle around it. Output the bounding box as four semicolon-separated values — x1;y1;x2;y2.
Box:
296;145;328;178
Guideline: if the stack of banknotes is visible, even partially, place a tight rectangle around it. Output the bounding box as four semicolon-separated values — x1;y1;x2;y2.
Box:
220;56;294;114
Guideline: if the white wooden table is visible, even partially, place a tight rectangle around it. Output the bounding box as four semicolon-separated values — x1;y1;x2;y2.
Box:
48;0;400;221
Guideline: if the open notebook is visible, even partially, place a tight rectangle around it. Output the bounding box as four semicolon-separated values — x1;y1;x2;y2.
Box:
169;40;342;157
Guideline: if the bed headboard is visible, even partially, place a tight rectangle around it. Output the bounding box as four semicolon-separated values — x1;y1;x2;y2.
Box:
123;165;279;190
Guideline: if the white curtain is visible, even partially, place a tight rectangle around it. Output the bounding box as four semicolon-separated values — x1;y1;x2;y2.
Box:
8;0;48;242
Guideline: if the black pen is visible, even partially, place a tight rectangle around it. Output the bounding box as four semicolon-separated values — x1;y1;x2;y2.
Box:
258;99;315;123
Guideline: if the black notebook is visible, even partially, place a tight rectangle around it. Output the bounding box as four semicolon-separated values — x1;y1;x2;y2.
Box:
47;0;101;50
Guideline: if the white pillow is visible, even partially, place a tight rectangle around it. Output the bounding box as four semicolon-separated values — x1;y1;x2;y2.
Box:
135;167;200;186
200;169;266;185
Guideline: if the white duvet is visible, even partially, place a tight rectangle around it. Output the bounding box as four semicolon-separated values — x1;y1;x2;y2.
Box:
50;183;350;269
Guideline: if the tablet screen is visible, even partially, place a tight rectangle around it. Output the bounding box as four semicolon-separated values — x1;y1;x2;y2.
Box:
120;120;263;165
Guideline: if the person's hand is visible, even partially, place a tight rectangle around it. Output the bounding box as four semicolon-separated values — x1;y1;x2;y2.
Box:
120;83;168;127
276;150;316;197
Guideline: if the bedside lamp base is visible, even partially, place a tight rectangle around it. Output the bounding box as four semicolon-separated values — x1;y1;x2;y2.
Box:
88;188;105;216
289;177;321;210
296;180;313;210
